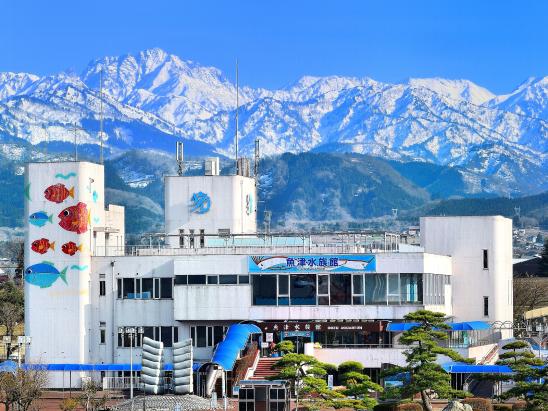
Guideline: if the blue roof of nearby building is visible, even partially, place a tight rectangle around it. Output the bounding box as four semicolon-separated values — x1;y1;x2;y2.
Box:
442;362;512;373
387;321;491;332
0;360;17;373
211;323;262;371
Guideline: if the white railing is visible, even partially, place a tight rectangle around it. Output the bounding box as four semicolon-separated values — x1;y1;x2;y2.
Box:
101;377;173;391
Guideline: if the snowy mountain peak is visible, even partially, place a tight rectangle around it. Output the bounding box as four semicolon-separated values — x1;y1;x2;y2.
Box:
0;72;40;101
407;77;495;105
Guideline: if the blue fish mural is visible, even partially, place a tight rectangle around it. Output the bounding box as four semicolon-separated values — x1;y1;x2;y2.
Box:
190;192;211;214
92;190;98;203
29;211;53;227
25;262;68;288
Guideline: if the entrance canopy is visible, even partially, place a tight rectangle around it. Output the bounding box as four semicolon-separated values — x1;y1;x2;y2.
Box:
211;323;262;371
387;321;491;332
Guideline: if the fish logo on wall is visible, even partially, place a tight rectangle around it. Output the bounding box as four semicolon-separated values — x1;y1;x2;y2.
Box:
92;190;99;203
62;241;84;256
31;238;55;254
29;211;53;227
25;262;68;288
44;183;74;204
58;202;90;234
190;192;211;214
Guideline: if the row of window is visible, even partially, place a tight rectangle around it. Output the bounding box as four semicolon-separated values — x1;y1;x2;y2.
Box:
117;326;179;348
251;273;448;306
175;275;250;285
190;325;228;348
116;278;173;299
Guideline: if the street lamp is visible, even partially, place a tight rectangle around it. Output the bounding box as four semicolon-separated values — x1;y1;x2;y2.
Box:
118;327;144;400
16;336;31;367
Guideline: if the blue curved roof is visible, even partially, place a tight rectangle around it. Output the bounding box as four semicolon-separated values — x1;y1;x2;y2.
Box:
211;323;262;371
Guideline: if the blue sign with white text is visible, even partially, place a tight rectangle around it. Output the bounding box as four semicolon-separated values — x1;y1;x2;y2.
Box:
190;192;211;214
248;254;376;273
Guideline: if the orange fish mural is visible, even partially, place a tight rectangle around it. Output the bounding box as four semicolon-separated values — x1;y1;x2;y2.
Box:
61;241;84;256
44;183;74;204
31;238;55;254
58;202;90;234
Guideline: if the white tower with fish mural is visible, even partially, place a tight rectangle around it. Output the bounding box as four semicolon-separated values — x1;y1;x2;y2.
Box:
24;161;105;386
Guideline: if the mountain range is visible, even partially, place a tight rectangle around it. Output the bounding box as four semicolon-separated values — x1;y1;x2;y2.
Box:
0;48;546;237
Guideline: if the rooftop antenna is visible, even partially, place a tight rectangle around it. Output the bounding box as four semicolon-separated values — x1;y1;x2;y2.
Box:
176;141;184;176
254;138;260;184
43;125;48;160
391;208;398;219
99;68;104;164
70;123;84;161
235;59;239;175
264;210;272;235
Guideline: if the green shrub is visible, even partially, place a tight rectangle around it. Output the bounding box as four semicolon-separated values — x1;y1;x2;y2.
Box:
337;360;364;375
493;405;512;411
462;398;494;411
275;340;294;354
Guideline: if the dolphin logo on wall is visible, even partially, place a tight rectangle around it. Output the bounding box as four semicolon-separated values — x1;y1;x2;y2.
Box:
190;192;211;214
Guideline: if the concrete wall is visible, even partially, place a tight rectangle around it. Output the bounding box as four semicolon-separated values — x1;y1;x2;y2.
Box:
25;162;105;387
165;175;256;246
421;216;513;329
313;347;407;368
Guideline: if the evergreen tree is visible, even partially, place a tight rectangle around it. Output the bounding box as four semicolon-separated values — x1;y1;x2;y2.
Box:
491;341;548;410
382;310;471;411
540;238;548;277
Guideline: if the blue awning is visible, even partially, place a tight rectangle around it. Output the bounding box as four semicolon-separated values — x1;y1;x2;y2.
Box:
211;324;262;371
387;321;491;332
19;362;202;372
442;362;512;373
0;360;17;373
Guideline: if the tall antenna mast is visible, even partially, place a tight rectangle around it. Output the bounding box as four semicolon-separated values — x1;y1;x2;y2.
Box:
254;138;260;184
99;68;104;164
235;59;239;175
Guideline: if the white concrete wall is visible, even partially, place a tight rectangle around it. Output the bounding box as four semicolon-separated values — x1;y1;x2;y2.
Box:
25;162;105;387
314;347;407;368
421;216;513;328
165;175;256;246
377;252;452;275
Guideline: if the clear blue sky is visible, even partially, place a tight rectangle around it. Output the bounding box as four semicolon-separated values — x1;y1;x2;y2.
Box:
1;0;547;93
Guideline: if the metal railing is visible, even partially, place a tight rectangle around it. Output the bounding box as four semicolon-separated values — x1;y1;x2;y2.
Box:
102;376;173;391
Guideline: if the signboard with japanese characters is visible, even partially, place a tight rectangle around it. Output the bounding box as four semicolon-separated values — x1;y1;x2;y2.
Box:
258;321;386;333
248;254;376;273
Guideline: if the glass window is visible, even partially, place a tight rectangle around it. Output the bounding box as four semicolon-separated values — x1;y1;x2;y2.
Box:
99;280;106;296
238;275;250;284
278;275;289;295
188;275;206;285
123;278;134;299
365;274;387;304
213;326;225;346
290;274;316;305
190;327;195;344
196;326;207;347
483;249;488;269
100;329;106;344
207;327;213;346
252;275;277;305
318;275;329;295
318;296;329;305
207;275;218;285
135;279;141;296
278;296;289;305
142;278;153;299
400;274;423;304
117;278;122;299
483;296;489;317
387;274;400;304
160;278;173;299
174;327;179;343
219;275;238;284
353;296;364;305
174;275;187;285
153;278;160;299
353;274;363;295
161;326;173;347
330;274;351;305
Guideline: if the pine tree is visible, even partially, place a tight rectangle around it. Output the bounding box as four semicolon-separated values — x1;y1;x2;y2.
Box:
382;310;472;411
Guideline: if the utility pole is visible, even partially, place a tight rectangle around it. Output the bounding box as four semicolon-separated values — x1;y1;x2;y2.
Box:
99;68;104;164
70;123;85;161
235;59;239;175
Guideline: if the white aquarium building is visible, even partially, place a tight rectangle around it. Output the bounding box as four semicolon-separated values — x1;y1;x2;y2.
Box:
23;160;514;390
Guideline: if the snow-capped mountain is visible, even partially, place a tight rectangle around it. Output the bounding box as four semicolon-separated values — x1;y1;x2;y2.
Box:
0;48;546;197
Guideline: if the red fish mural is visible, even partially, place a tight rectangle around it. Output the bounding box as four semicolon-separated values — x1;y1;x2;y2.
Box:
44;183;74;204
58;202;90;234
62;241;84;256
31;238;55;254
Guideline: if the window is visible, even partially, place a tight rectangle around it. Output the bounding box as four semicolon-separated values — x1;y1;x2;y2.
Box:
290;274;316;305
188;275;206;285
196;326;207;347
483;296;489;317
352;274;364;305
100;329;106;344
153;278;161;298
483;249;488;269
239;388;255;411
175;275;188;285
400;274;423;304
189;229;195;248
191;325;227;348
329;274;351;305
160;278;173;299
364;274;386;304
207;275;218;285
278;275;289;306
387;273;400;304
219;275;237;284
123;278;134;299
160;326;173;347
142;278;153;299
318;275;329;305
238;275;250;284
117;278;122;299
99;280;106;296
252;275;277;305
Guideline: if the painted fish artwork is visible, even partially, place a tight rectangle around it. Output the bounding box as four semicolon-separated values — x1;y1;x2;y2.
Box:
44;183;74;203
29;211;53;227
58;202;90;234
92;190;99;203
62;241;84;256
31;238;55;254
24;262;67;288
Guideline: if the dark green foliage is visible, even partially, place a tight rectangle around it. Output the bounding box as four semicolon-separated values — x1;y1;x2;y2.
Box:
540;238;548;276
493;405;513;411
462;398;494;411
382;310;472;411
373;403;423;411
487;340;548;411
275;340;295;354
338;361;364;377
